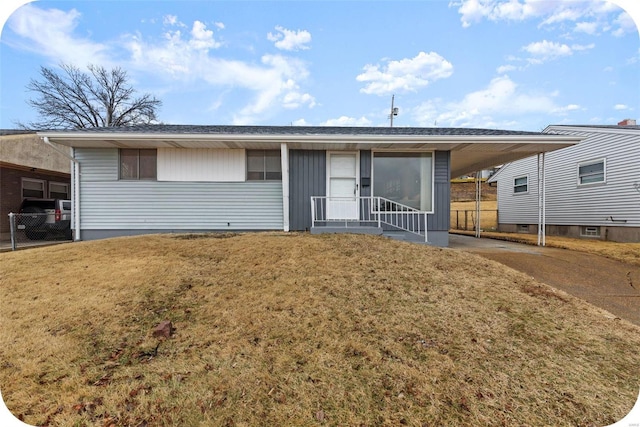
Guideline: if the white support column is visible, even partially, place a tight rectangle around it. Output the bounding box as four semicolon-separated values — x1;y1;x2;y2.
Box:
537;153;546;246
281;143;290;232
43;137;81;241
541;152;546;246
475;171;482;238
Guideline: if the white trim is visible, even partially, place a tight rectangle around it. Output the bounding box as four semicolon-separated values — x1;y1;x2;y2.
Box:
326;151;360;220
281;143;290;232
577;158;606;186
48;181;70;198
513;174;529;195
21;177;46;198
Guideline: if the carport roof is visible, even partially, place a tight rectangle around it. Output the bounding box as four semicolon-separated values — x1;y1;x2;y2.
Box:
38;125;581;178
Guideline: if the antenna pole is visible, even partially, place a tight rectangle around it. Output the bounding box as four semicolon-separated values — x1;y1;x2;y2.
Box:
390;94;395;127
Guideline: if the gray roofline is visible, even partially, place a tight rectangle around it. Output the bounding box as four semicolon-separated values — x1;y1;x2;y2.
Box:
544;124;640;133
38;124;546;137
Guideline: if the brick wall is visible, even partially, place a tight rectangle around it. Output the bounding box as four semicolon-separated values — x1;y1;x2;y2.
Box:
0;165;71;237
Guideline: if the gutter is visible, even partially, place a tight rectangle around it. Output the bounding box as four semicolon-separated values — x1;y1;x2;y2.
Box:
42;137;81;242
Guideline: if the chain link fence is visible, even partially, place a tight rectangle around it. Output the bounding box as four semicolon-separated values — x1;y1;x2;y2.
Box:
6;212;72;250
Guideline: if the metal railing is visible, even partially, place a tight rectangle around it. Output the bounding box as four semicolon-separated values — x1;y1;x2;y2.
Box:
5;212;72;251
310;196;428;242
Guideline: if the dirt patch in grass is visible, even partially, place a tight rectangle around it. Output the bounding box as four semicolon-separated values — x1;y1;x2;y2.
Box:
1;232;639;426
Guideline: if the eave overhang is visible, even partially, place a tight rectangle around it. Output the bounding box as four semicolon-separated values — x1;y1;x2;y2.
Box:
38;130;582;178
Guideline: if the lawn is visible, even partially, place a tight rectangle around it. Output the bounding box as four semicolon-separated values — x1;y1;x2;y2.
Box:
1;233;639;426
450;201;498;231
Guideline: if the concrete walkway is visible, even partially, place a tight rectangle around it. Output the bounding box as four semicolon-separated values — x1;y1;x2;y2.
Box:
449;234;640;326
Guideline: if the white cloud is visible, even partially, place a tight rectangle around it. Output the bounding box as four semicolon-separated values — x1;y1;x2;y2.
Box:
267;26;311;51
189;21;221;51
523;40;572;58
356;51;453;95
292;118;311;126
320;116;373;127
450;0;634;36
551;104;582;115
412;75;558;128
283;91;316;109
496;64;517;73
612;11;636;37
519;40;595;64
614;104;629;110
163;15;182;27
6;4;111;66
574;21;599;34
125;26;314;123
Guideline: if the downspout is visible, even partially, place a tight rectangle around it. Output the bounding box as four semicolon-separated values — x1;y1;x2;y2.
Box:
281;143;290;232
42;137;81;241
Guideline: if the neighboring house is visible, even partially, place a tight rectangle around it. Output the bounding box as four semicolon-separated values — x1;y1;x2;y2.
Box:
488;120;640;242
37;125;578;247
0;130;72;240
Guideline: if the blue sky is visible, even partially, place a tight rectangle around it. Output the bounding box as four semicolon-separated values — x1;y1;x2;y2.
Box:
0;0;638;131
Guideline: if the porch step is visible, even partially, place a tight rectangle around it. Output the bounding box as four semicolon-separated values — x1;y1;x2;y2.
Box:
310;226;383;235
383;231;429;244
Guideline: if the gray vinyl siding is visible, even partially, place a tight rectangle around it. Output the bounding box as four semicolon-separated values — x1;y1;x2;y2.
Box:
431;151;450;232
289;150;326;231
495;127;640;227
288;149;450;234
76;148;283;231
360;150;372;197
494;156;540;224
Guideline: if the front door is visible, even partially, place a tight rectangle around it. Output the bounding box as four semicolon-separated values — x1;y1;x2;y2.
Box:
327;152;359;220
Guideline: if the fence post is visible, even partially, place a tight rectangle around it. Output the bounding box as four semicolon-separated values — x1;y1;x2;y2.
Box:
9;212;16;251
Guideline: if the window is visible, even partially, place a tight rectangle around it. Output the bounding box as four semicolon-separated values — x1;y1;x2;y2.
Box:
581;226;601;237
518;224;529;233
22;178;45;198
247;150;282;180
120;149;157;180
373;152;433;211
49;182;70;199
513;176;528;194
578;159;605;185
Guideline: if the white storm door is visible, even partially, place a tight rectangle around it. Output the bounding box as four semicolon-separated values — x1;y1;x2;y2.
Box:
327;152;359;220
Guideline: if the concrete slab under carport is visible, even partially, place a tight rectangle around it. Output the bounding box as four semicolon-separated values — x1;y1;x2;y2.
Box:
449;234;640;327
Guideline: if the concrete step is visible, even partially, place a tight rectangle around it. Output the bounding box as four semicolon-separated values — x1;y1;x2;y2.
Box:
311;226;383;235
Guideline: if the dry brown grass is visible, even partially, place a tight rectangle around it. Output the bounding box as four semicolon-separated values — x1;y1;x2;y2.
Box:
455;230;640;267
450;201;498;231
1;232;639;426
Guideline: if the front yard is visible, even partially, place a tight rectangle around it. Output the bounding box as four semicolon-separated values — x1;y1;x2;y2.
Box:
1;233;639;426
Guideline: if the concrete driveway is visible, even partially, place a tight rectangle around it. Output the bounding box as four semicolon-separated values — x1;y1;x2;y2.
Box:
449;234;640;326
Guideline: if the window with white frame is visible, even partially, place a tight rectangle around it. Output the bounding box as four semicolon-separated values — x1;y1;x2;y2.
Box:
580;226;601;237
513;176;528;194
578;159;605;185
22;178;45;198
247;150;282;180
120;149;157;180
49;182;70;199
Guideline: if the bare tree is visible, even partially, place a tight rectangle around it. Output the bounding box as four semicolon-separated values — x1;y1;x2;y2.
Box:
23;64;162;129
